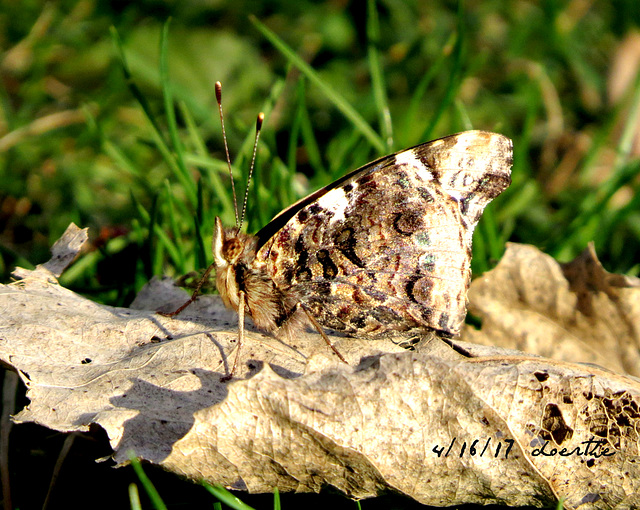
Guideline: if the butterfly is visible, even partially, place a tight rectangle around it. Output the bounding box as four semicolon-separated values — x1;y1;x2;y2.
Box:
161;86;513;378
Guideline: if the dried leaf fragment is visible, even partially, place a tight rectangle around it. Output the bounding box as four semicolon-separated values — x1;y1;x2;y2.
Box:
12;223;88;280
463;243;640;376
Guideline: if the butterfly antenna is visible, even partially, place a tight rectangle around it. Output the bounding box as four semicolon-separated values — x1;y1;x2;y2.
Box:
215;81;240;227
238;112;264;230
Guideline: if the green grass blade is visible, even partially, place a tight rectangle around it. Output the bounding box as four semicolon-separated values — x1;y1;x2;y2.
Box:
147;194;162;279
474;204;504;273
58;247;101;287
110;26;165;139
243;77;286;164
195;178;208;269
130;190;184;273
250;15;385;152
179;99;208;156
101;138;143;180
111;25;196;207
196;176;204;227
287;83;303;179
202;482;256;510
472;218;488;275
366;0;393;150
273;156;296;218
401;32;455;145
328;130;369;177
273;487;280;510
231;78;285;211
84;104;155;199
159;19;197;207
615;69;640;169
129;483;142;510
419;1;466;141
453;98;473;131
194;217;206;270
128;454;168;510
234;78;287;231
605;181;640;243
178;99;236;223
130;189;150;224
297;80;327;178
555;159;640;259
163;179;186;273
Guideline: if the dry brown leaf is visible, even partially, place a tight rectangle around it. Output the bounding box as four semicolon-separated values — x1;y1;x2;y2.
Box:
1;226;640;509
12;223;88;280
464;243;640;377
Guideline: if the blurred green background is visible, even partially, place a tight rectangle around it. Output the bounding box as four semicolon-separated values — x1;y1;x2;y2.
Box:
3;0;640;298
1;0;640;507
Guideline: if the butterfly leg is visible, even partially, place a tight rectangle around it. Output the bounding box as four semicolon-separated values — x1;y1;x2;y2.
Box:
221;289;246;382
299;303;348;364
157;262;216;317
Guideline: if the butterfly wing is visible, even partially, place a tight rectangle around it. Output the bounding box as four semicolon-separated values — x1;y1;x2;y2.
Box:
254;131;513;338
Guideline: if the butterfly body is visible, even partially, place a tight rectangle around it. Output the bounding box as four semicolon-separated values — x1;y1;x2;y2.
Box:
212;130;513;342
213;219;304;336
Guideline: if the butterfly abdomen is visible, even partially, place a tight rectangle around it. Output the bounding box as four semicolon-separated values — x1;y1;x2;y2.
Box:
239;265;302;333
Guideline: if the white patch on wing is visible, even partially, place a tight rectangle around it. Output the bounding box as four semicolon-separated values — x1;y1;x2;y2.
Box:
445;188;463;202
395;150;434;180
437;134;476;202
317;187;349;223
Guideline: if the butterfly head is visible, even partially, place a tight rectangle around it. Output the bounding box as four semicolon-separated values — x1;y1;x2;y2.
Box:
212;217;257;269
212;216;260;313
